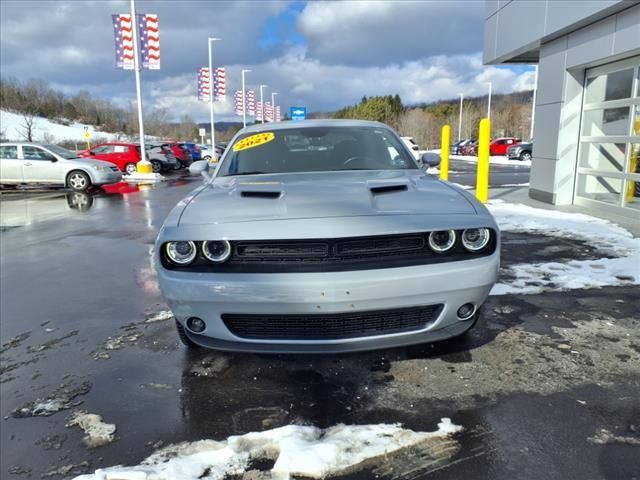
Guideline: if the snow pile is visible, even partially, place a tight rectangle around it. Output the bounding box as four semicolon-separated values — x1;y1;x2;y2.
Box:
489;200;640;294
73;419;462;480
0;109;119;143
67;411;117;448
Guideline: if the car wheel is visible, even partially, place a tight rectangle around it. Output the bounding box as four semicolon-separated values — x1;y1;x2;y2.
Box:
67;171;91;192
125;163;137;175
520;152;532;161
151;160;162;173
203;155;211;162
176;321;201;349
172;163;181;171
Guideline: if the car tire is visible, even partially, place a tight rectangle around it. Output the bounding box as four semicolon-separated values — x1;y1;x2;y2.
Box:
520;152;532;161
176;321;201;349
151;160;162;173
67;170;91;192
125;163;137;175
173;163;181;171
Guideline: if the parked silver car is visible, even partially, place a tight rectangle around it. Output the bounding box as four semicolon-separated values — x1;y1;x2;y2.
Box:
0;143;122;191
156;120;500;353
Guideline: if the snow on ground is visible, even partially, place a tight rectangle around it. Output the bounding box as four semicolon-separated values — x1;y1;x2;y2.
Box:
488;200;640;295
73;419;462;480
0;109;120;144
66;411;116;448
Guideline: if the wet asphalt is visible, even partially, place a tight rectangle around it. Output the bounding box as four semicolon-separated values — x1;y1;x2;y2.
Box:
1;167;639;479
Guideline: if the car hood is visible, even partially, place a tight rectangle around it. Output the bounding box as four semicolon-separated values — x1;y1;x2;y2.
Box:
179;170;477;226
64;157;117;168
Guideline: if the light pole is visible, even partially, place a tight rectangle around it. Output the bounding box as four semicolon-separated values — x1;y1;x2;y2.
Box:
457;93;464;142
207;37;220;154
487;82;492;120
241;69;251;128
130;0;150;172
530;65;538;140
259;84;268;124
271;92;278;122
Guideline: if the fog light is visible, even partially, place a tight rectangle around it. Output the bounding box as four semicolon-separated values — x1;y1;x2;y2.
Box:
457;303;475;320
186;317;206;333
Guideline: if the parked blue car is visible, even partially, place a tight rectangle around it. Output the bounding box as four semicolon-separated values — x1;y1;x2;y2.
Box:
179;142;202;161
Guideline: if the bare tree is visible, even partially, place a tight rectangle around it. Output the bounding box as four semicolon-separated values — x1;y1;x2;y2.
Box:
41;131;55;143
20;113;36;142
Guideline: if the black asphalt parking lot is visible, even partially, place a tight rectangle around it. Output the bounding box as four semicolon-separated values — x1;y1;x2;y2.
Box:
1;171;639;479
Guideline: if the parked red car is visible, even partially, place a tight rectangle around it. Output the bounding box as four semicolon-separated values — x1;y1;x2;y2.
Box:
166;142;193;167
80;142;142;174
489;137;519;156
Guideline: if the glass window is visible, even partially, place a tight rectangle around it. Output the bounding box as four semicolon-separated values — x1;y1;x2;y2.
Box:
579;143;626;173
582;107;630;136
22;146;54;161
221;126;417;176
585;68;634;104
576;174;622;207
0;145;18;159
43;144;79;159
92;145;114;154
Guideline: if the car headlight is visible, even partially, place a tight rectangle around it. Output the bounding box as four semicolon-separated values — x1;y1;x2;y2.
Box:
461;228;491;252
165;241;197;265
92;165;107;171
428;230;456;253
202;240;231;263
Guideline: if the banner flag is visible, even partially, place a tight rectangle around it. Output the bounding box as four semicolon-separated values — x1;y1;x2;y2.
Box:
136;14;160;69
246;90;256;116
197;67;210;101
214;68;226;101
264;101;273;122
112;14;134;70
275;106;281;122
234;90;244;115
256;102;263;121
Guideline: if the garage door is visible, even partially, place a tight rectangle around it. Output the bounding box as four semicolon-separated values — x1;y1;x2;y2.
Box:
575;56;640;213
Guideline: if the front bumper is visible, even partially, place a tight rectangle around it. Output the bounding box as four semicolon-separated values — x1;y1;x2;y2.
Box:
157;253;500;353
507;151;521;159
93;171;122;185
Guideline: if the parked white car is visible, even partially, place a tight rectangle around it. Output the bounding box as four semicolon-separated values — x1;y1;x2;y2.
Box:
0;143;121;191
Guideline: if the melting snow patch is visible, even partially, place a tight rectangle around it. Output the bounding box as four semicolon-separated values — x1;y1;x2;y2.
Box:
67;411;117;448
488;201;640;294
144;310;173;324
72;419;462;480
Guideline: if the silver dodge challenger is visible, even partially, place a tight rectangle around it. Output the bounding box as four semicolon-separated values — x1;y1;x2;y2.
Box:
156;119;500;353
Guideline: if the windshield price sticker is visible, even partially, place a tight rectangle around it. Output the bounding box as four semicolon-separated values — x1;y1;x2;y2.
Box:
233;132;275;152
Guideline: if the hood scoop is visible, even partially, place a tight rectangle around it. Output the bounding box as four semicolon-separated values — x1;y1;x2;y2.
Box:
369;184;408;194
241;190;282;199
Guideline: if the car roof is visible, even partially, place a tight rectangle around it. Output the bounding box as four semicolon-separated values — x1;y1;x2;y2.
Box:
239;118;390;135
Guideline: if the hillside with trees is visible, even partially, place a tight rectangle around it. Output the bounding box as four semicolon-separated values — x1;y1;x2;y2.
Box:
0;77;200;143
334;91;534;150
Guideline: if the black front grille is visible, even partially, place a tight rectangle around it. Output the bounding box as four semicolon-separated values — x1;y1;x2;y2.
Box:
161;230;497;273
222;304;443;340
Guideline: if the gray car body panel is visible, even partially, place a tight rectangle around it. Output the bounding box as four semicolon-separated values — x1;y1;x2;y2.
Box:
156;120;500;353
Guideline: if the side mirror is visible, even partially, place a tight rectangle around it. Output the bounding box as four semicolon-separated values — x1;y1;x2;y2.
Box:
188;160;208;176
421;152;441;168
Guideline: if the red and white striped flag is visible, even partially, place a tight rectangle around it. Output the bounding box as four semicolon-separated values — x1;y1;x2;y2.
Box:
246;90;256;116
137;14;160;70
234;90;244;115
197;67;210;101
214;68;226;101
275;106;281;122
256;102;263;121
112;14;135;70
264;101;273;122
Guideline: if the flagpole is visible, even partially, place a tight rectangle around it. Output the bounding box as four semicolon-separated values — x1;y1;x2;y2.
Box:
241;69;251;128
271;92;278;122
130;0;150;172
457;93;463;142
208;37;220;158
259;84;267;124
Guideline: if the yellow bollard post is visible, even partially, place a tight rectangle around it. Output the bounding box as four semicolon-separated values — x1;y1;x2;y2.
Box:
476;118;491;203
440;125;450;181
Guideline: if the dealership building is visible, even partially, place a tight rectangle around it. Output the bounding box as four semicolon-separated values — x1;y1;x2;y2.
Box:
484;0;639;218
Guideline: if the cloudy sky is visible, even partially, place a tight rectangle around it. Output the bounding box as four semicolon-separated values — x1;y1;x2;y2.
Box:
0;0;535;121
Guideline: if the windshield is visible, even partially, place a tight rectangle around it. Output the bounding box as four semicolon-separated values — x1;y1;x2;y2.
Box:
43;144;79;159
220;126;417;176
